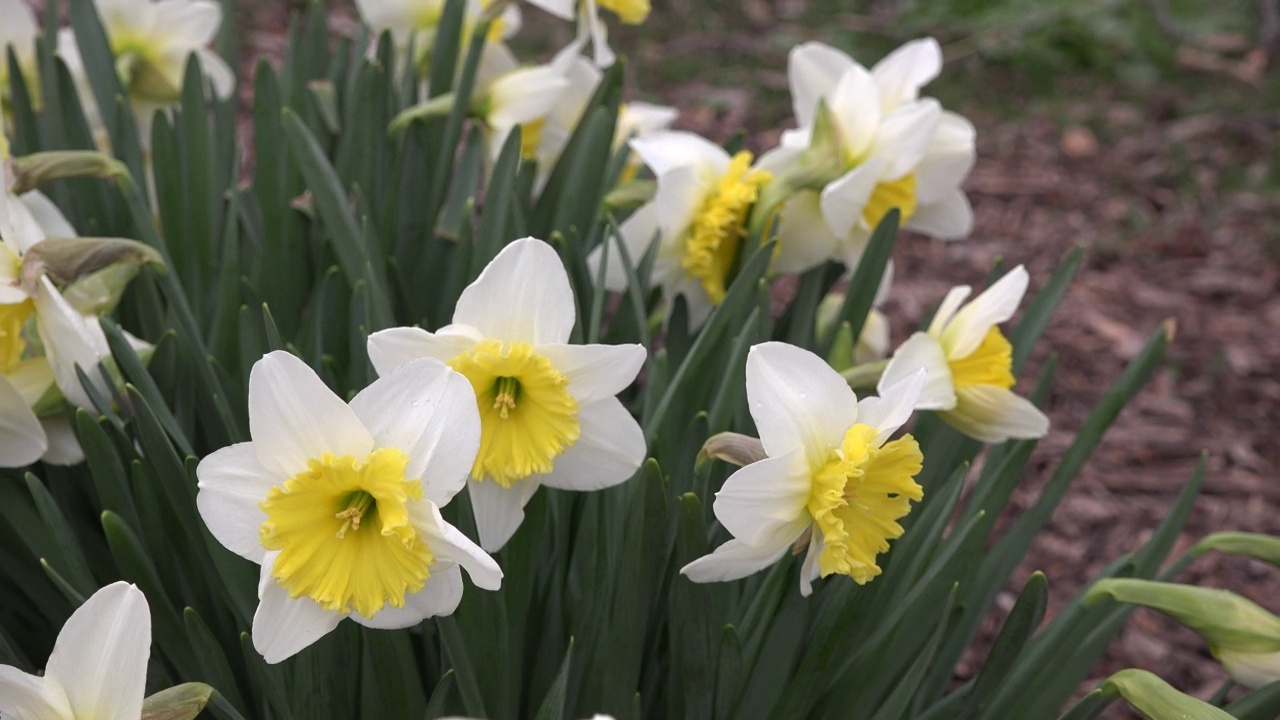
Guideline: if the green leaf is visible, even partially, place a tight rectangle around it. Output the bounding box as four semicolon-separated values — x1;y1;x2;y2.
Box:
821;209;898;354
184;608;248;712
534;638;574;720
1195;532;1280;568
141;682;215;720
1101;669;1235;720
23;473;96;596
959;573;1049;719
437;616;486;718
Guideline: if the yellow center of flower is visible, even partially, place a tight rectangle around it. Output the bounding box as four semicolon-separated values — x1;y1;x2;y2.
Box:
112;33;182;102
681;151;772;305
597;0;651;24
861;173;918;230
520;119;546;161
259;449;433;617
807;424;923;584
0;300;34;375
448;339;581;487
948;327;1015;390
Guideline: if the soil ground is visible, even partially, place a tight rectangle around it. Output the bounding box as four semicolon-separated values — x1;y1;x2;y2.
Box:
235;2;1280;716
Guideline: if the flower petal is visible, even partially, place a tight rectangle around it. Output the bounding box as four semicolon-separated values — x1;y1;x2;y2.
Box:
713;447;811;546
537;396;645;491
196;442;275;562
858;368;925;446
467;476;539;553
939;266;1028;360
252;557;343;664
153;0;221;48
195;47;235;99
248;351;374;479
798;530;822;596
820;159;883;239
351;565;463;630
0;0;38;50
680;516;809;585
0;666;72;720
874;98;940;181
366;325;481;376
942;385;1049;443
630;131;729;178
925;285;972;337
827;63;882;160
19;192;76;240
32;276;111;410
788;42;856;129
589;201;659;292
0;376;46;468
906;189;972;240
453;237;577;345
417;504;503;591
349;358;480;508
653;163;710;244
879;332;955;411
746;342;857;468
871;37;942;113
537;342;645;405
45;581;150;720
485;65;569;130
773;190;841;275
913;111;975;203
39;415;84;466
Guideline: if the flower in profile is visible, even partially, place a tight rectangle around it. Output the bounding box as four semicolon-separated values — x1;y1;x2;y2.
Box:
524;0;650;67
354;0;520;76
472;43;572;164
681;342;926;595
0;581;151;720
877;265;1049;443
762;38;975;275
367;237;647;552
196;351;501;663
590;131;773;328
0;0;40;114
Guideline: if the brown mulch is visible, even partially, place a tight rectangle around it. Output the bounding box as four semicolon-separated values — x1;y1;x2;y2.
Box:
230;2;1280;715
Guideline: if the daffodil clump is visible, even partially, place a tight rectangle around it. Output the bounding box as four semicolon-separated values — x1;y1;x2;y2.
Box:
0;2;1252;720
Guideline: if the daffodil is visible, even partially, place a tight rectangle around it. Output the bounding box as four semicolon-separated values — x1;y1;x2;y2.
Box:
196;351;502;663
367;237;647;552
763;38;975;274
681;342;926;595
590;131;774;328
0;581;151;720
354;0;520;76
613;101;678;181
0;0;39;114
524;0;651;67
877;265;1049;443
473;43;573;165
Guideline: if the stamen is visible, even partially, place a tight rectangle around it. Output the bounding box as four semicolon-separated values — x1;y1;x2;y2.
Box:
335;491;374;538
493;377;519;419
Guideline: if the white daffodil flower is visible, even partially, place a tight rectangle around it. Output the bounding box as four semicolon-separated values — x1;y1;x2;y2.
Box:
368;237;647;552
878;265;1049;444
196;351;502;663
0;0;39;114
589;131;773;328
524;0;650;67
473;43;572;165
613;100;678;181
682;342;927;595
0;581;150;720
764;38;975;274
354;0;520;76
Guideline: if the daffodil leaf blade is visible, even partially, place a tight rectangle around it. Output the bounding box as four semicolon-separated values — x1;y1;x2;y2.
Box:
1102;669;1236;720
359;628;426;720
23;473;96;597
423;670;457;720
438;615;487;718
238;632;295;720
671;493;716;719
1053;689;1112;720
183;608;248;713
823;208;898;355
1224;679;1280;720
863;584;958;720
533;637;574;720
959;572;1049;719
74;408;141;528
1010;246;1082;375
67;0;124;142
715;625;743;720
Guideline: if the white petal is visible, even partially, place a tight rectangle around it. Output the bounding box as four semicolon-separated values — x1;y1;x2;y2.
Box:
0;667;72;720
5;358;52;408
753;144;803;176
417;504;503;590
653;163;710;243
252;558;343;664
45;582;150;720
942;385;1049;443
32;277;111;410
873;99;940;181
582;0;615;68
247;351;374;479
857;369;925;446
590;202;659;292
827;64;882;160
939;266;1028;360
871;38;942;113
349;359;480;507
19;192;76;240
195;47;235;99
537;343;644;405
453;237;577;345
3;192;49;253
713;447;810;546
537;397;644;491
366;325;481;376
746;342;857;467
906;190;972;240
485;65;569;130
195;442;275;563
673;276;716;331
0;376;46;468
0;0;38;50
467;476;539;552
354;0;424;29
788;42;856;129
925;285;972;337
913;111;975;203
798;530;822;596
351;565;463;629
630;131;729;178
39;415;84;466
772;190;841;275
878;332;955;411
680;517;809;585
820;159;883;239
615;102;678;146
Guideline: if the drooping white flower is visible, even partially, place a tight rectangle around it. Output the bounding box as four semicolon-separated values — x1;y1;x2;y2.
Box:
473;43;572;164
368;237;647;552
682;342;926;595
877;265;1049;443
764;38;975;274
524;0;650;67
589;131;773;328
196;351;502;663
0;581;150;720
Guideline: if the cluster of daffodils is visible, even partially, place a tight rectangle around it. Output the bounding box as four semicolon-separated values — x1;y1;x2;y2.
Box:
197;238;648;661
